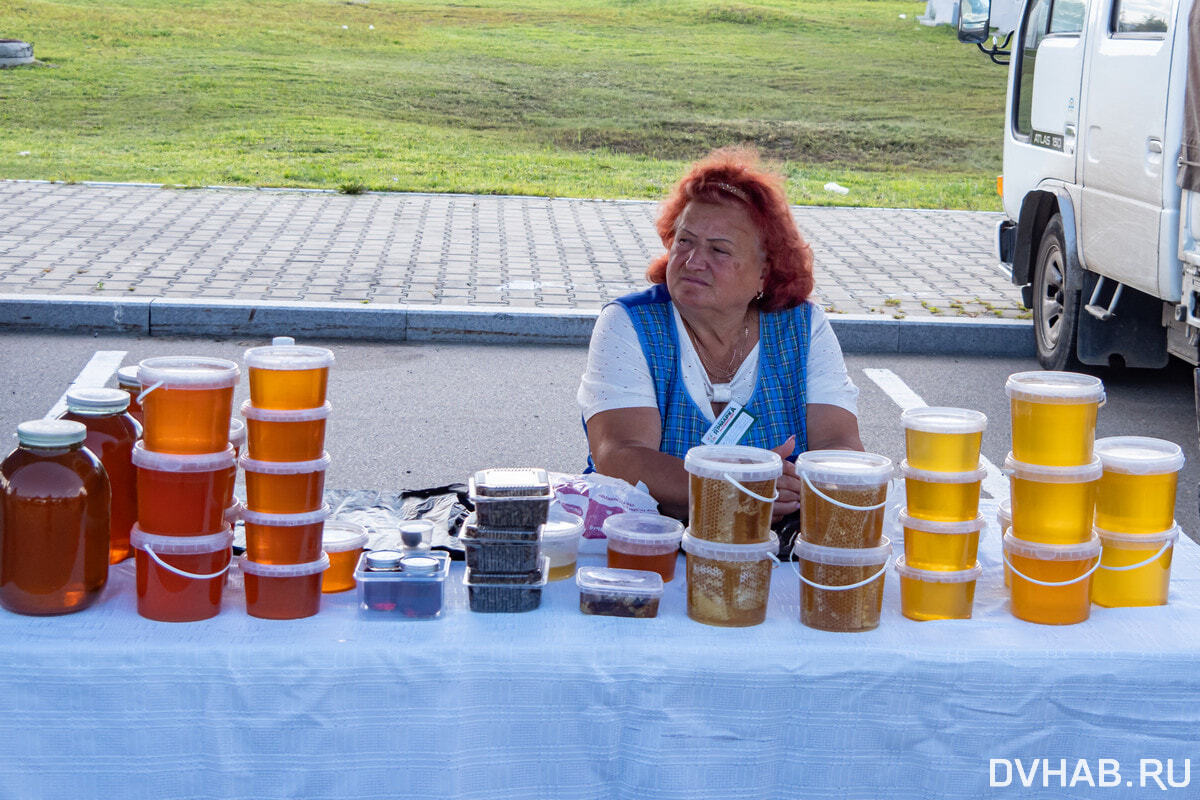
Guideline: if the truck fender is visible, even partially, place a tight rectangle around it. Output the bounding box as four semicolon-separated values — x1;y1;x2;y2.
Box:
1012;189;1083;289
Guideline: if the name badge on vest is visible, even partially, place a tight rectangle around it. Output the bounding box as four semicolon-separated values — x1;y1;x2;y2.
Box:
701;402;756;446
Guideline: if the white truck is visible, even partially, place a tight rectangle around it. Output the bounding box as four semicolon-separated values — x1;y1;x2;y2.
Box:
956;0;1200;374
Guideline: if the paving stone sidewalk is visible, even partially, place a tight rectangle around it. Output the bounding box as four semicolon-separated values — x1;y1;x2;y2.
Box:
0;181;1022;320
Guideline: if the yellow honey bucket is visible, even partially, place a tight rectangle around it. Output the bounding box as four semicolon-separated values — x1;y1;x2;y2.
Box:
1003;531;1101;625
1004;453;1102;545
1093;437;1185;534
1091;525;1179;608
900;407;987;472
894;555;982;621
898;508;984;571
1006;371;1104;466
997;498;1012;587
901;460;986;523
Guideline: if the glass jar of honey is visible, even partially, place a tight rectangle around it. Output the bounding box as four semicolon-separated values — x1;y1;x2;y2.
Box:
0;420;111;615
116;365;145;425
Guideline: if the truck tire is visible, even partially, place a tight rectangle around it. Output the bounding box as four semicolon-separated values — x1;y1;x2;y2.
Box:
1032;214;1082;371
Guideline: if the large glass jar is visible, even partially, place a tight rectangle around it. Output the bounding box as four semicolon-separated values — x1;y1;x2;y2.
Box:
116;365;145;425
0;420;111;615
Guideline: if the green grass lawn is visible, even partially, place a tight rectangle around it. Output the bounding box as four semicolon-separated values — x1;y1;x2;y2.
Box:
0;0;1007;209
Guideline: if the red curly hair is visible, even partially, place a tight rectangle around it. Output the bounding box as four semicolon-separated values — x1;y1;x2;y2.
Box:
646;148;814;311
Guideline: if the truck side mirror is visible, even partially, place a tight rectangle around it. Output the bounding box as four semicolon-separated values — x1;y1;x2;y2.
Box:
957;0;992;44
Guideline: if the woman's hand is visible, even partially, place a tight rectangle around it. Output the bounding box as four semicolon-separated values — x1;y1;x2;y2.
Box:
771;435;802;522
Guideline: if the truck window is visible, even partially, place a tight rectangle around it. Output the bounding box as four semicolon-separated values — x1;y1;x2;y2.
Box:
1049;0;1086;33
1112;0;1170;35
1014;0;1052;137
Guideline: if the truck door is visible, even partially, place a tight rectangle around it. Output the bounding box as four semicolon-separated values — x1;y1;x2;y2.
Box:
1078;0;1175;297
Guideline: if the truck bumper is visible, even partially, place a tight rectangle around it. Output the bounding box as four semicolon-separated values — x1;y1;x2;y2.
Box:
996;219;1016;265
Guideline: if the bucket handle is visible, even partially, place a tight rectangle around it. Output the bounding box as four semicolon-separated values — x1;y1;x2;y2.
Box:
1002;551;1100;587
723;472;779;504
1096;540;1172;573
136;380;164;405
788;531;889;591
144;543;232;580
801;472;887;511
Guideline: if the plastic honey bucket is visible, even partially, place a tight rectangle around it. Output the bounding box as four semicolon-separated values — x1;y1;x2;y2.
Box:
1093;437;1184;534
244;337;335;410
998;498;1012;587
1006;371;1104;466
898;508;984;571
241;401;330;462
1003;531;1101;625
229;418;246;459
131;525;233;622
683;445;782;544
681;531;778;627
795;450;892;548
137;356;240;454
894;556;982;621
901;460;986;522
1004;453;1102;544
540;509;585;582
240;553;329;620
321;521;368;594
604;512;685;582
240;453;330;514
241;505;330;565
131;443;237;535
900;407;987;472
792;536;891;632
1091;525;1179;608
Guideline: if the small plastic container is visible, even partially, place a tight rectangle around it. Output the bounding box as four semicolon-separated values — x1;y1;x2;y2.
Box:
132;443;237;535
1091;525;1179;608
899;509;984;571
681;531;778;628
241;401;330;462
245;338;335;410
901;407;987;472
138;356;240;455
1004;453;1102;545
1006;371;1104;466
603;512;685;582
241;553;329;620
793;536;891;632
540;509;584;582
1003;531;1101;625
224;499;243;528
321;520;369;594
398;519;434;550
354;550;450;618
460;513;539;542
1093;437;1184;534
684;445;782;544
241;505;330;565
228;418;246;459
464;556;548;613
240;453;330;514
131;525;233;622
796;450;892;548
468;468;554;529
460;529;541;574
116;364;144;424
895;556;982;621
577;567;664;618
901;460;986;523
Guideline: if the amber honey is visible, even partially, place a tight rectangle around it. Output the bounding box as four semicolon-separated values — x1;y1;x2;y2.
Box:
116;365;144;425
547;562;578;582
686;554;772;627
320;521;367;593
242;506;329;565
244;341;334;410
794;537;890;632
242;454;329;514
132;527;231;622
688;474;775;544
133;444;236;535
241;401;329;462
608;547;678;582
241;554;328;619
142;385;235;454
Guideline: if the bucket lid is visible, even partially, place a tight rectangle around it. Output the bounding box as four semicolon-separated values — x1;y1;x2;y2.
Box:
541;508;584;542
1094;523;1181;546
897;508;985;535
602;512;685;545
1094;436;1185;475
997;498;1012;526
240;400;331;422
795;450;892;486
244;342;335;371
239;452;331;475
131;524;233;554
400;554;441;574
1003;530;1101;560
901;460;987;484
17;419;86;448
240;552;330;577
116;364;140;389
1003;453;1103;483
229;418;246;446
894;555;982;583
322;520;368;552
683;445;783;482
241;504;331;528
66;387;130;415
224;499;243;524
681;531;779;562
792;536;892;567
131;441;236;472
576;566;664;599
138;356;240;389
900;406;987;434
1004;370;1104;404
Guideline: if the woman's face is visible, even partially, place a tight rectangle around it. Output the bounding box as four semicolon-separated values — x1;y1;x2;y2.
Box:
665;200;766;318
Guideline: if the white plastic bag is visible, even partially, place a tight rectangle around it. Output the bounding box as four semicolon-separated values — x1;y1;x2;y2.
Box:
550;472;659;542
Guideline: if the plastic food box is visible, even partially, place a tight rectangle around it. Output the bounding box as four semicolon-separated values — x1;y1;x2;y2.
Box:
460;529;542;573
354;550;451;619
577;567;663;618
464;556;548;613
468;468;554;529
460;512;540;542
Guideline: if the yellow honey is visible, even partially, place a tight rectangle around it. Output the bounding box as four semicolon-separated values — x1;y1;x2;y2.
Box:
902;461;985;523
895;556;981;621
1091;526;1178;608
899;509;983;571
1093;437;1184;534
998;500;1012;587
1006;371;1104;466
901;407;987;472
1005;454;1101;544
1004;532;1100;625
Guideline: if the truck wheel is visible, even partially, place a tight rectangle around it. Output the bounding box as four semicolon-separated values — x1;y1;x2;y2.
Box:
1032;214;1082;371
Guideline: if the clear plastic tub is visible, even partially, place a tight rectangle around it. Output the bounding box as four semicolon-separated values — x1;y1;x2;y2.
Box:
1093;436;1184;534
241;505;330;565
901;407;987;472
1091;524;1179;608
1003;531;1101;625
540;508;584;581
460;528;542;573
132;443;237;535
240;453;330;514
577;567;664;617
464;556;548;613
684;445;782;544
894;555;981;621
228;418;246;459
131;525;232;622
998;498;1012;587
461;513;540;542
795;450;892;548
240;553;329;620
899;509;984;571
1004;453;1102;544
241;401;330;462
244;338;335;410
901;460;986;523
354;550;450;618
681;531;778;627
793;536;891;632
321;520;368;594
603;512;685;582
398;520;435;550
1006;371;1104;466
116;364;144;424
137;356;240;454
468;468;554;529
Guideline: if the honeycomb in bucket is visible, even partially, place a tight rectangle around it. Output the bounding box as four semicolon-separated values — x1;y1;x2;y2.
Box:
688;472;776;544
800;562;885;632
686;555;771;627
800;480;888;549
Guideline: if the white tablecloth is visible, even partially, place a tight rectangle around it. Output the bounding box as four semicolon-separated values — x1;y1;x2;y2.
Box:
3;502;1199;800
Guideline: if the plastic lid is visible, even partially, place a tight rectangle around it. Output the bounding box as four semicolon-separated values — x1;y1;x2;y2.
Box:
131;524;233;554
400;554;440;574
322;520;368;553
240;400;331;422
17;419;86;448
901;460;987;484
795;450;893;486
228;418;246;446
1005;371;1104;404
997;498;1012;527
576;566;665;598
239;452;331;475
365;550;404;570
1094;436;1185;475
541;509;584;542
602;512;685;545
244;342;335;371
681;531;779;562
138;356;240;389
894;555;982;583
273;336;295;346
224;499;243;524
241;505;331;528
683;445;783;481
792;536;893;567
239;552;330;577
1003;453;1103;483
900;406;987;434
897;509;985;535
1003;530;1101;560
470;467;551;497
116;365;140;389
66;387;130;415
131;441;236;472
1094;523;1180;546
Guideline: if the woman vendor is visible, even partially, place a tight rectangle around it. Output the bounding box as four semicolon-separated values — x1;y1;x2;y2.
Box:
577;148;863;523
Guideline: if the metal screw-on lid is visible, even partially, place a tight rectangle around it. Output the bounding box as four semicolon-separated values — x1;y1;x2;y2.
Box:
400;555;440;574
66;387;130;415
365;550;404;570
17;419;86;448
